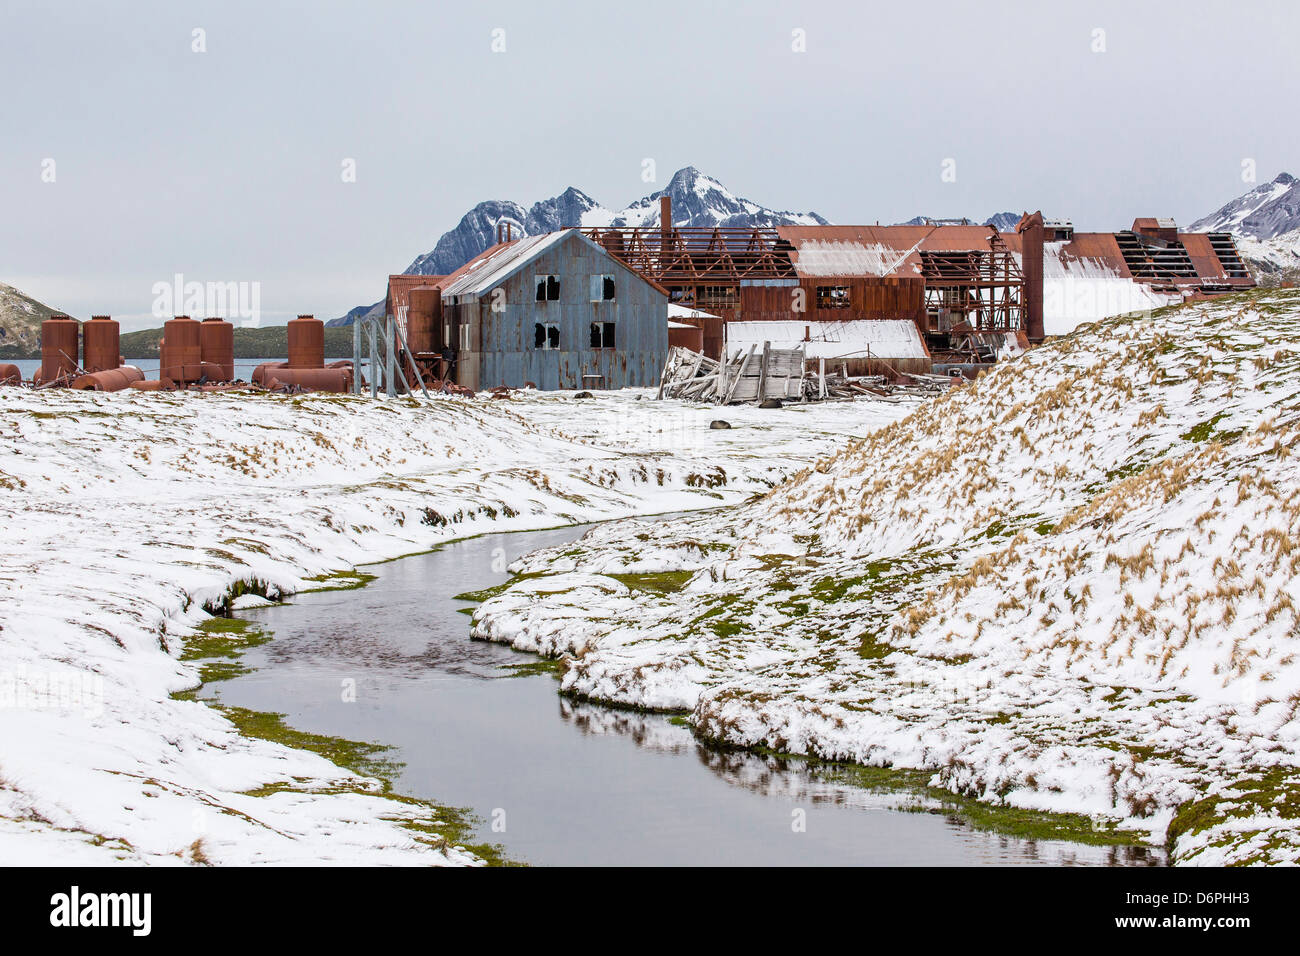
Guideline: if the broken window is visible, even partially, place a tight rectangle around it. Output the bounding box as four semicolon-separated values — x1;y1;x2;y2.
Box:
535;274;560;302
589;321;616;349
590;274;615;301
534;322;559;350
816;286;851;309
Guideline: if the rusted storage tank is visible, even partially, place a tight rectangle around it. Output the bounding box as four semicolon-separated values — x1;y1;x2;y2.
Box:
264;366;352;393
251;361;287;387
287;314;325;368
70;365;145;392
39;314;81;384
160;316;203;385
82;315;121;372
200;317;235;382
668;321;704;353
407;289;440;355
0;363;22;386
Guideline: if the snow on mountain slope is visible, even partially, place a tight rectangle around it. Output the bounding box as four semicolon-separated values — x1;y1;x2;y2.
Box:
0;385;909;864
328;168;828;325
1190;172;1300;239
472;288;1300;865
904;212;1019;230
1235;228;1300;280
0;282;66;357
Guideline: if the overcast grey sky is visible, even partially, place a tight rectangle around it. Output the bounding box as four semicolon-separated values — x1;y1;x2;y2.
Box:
3;0;1297;328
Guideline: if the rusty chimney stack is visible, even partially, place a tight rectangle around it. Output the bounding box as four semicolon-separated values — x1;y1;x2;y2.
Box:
1018;211;1045;344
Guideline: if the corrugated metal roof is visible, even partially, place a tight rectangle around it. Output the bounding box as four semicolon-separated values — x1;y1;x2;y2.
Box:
385;274;444;316
438;231;573;298
667;303;719;321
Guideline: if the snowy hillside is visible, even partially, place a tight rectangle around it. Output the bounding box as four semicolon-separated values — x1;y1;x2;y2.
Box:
0;282;65;357
0;385;908;864
1190;172;1300;239
473;289;1300;866
328;167;828;326
1235;229;1300;282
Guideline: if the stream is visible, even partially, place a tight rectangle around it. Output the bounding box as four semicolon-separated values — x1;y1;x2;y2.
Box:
210;524;1163;866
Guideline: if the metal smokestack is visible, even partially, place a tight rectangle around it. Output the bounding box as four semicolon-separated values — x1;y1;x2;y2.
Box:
1018;211;1045;344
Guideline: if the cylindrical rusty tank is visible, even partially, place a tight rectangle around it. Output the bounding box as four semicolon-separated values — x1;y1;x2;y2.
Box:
40;314;81;384
264;366;352;393
70;365;145;392
81;315;121;373
159;315;203;385
668;322;704;353
0;363;22;386
129;379;165;391
287;314;324;369
406;289;441;355
200;317;235;382
251;361;287;387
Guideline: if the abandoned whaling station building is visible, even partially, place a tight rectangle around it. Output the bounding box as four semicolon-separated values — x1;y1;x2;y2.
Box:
383;195;1256;391
385;228;668;391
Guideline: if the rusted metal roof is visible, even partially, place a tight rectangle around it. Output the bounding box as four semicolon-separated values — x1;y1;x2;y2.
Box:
776;224;1002;278
385;274;445;317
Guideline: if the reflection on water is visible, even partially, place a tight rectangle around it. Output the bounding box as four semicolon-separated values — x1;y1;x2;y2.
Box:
213;524;1164;867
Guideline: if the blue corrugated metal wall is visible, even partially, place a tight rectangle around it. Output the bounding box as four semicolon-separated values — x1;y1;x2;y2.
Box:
449;231;668;390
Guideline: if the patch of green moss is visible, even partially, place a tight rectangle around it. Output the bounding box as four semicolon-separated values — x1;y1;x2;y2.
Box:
300;569;377;593
607;570;694;595
1167;766;1300;862
1182;412;1227;443
452;571;547;605
180;617;273;684
498;658;562;678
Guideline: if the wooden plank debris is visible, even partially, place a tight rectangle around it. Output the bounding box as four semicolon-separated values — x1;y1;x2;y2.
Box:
656;345;951;406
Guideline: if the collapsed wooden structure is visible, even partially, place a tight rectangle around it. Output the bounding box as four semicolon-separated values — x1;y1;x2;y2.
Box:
656;344;952;405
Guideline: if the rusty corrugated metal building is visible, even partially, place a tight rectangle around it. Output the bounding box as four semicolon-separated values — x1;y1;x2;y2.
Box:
388;228;668;391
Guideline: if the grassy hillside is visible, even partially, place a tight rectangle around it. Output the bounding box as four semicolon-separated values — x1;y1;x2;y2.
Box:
0;282;66;358
471;288;1300;865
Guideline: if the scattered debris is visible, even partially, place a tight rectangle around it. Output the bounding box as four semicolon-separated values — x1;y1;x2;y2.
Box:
656;345;953;405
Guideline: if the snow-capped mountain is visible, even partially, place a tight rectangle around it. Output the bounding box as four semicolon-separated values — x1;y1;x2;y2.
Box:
328;167;828;325
1189;172;1300;238
902;212;1019;230
1188;172;1300;283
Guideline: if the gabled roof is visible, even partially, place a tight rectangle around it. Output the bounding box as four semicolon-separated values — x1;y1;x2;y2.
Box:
433;228;670;299
438;231;572;298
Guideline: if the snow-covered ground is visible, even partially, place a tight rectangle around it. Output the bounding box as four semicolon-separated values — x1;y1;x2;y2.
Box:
0;385;910;864
474;289;1300;866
